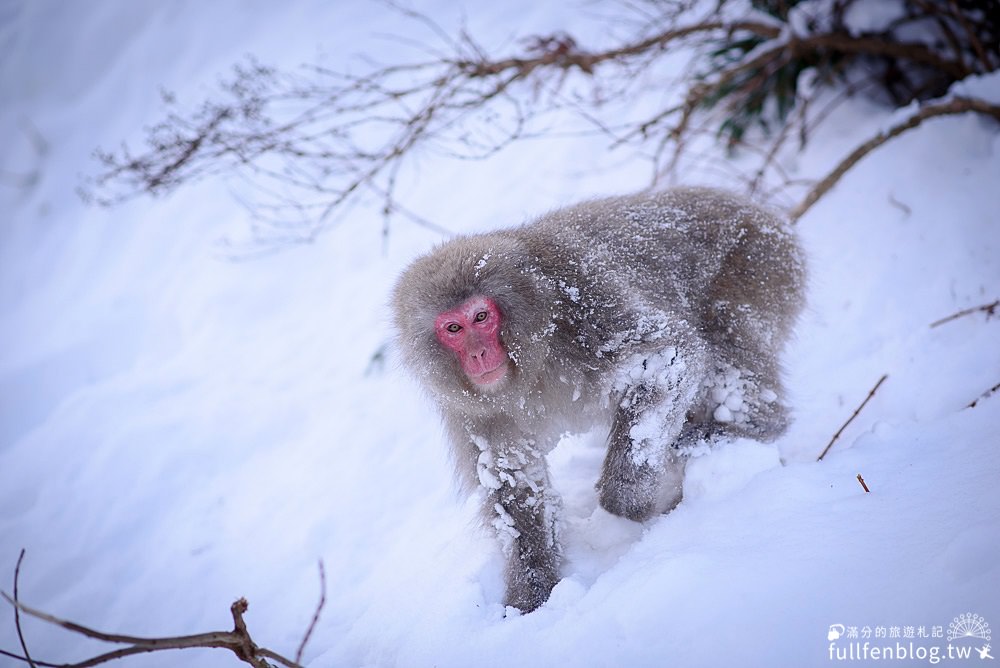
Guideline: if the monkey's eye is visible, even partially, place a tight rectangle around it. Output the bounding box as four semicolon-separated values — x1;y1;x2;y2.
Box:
446;323;462;333
474;311;489;323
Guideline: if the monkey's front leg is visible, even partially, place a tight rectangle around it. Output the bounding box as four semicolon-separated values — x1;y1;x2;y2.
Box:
476;434;561;613
597;346;704;522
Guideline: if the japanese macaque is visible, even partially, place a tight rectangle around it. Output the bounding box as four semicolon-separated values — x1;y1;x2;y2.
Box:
392;187;805;612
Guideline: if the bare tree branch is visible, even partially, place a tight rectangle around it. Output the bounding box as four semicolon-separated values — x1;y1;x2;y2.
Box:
947;0;995;71
295;561;326;666
929;298;999;328
83;1;1000;246
817;374;889;462
967;381;1000;409
11;550;36;668
790;97;1000;221
1;591;304;668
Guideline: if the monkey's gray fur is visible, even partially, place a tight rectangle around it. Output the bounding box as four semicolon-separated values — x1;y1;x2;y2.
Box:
392;187;806;613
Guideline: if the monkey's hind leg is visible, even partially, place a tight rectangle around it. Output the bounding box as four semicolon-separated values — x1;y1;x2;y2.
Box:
700;222;803;442
696;361;789;442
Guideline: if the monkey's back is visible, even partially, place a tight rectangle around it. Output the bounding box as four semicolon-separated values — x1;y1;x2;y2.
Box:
520;187;805;362
528;188;788;295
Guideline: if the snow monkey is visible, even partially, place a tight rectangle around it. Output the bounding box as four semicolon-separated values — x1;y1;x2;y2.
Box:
392;187;805;612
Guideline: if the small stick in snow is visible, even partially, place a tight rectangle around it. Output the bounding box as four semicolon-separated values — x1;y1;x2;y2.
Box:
886;192;911;217
967;381;1000;409
817;374;889;462
856;474;871;493
929;299;999;328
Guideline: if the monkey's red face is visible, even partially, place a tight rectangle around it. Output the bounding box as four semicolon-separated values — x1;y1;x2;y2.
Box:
434;296;509;387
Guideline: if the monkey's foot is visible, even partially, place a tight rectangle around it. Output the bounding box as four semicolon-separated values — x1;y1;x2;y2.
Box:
504;560;559;613
597;450;685;522
597;473;682;522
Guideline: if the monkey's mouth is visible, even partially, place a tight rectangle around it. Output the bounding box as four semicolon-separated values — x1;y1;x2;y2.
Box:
468;362;508;386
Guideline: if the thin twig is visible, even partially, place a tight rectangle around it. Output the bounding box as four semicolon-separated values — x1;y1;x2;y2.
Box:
967;381;1000;409
791;97;1000;222
0;650;53;667
294;561;327;665
949;0;993;71
929;299;999;328
817;374;889;462
12;550;36;668
856;474;871;493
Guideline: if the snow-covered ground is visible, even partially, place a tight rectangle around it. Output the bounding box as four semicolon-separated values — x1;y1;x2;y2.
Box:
1;1;998;667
